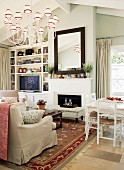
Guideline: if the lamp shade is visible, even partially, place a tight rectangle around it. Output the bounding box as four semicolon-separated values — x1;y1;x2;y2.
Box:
34;12;42;21
44;8;52;17
10;25;17;32
48;18;54;26
4;18;12;26
53;15;59;23
5;9;12;18
15;12;22;20
24;5;32;14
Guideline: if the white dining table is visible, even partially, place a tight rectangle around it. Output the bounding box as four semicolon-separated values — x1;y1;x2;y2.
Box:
85;99;124;115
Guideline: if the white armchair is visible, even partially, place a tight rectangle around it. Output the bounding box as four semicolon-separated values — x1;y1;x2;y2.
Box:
8;103;57;165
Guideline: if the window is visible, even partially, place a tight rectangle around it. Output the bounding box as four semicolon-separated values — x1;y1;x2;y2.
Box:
111;46;124;97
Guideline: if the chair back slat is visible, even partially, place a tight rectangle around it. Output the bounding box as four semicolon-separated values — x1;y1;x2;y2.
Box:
85;93;96;105
97;100;116;116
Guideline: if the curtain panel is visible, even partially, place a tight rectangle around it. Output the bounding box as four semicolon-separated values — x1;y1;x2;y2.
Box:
0;48;10;90
96;39;111;99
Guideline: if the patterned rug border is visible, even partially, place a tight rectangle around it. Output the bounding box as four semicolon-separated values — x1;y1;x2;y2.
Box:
61;136;97;170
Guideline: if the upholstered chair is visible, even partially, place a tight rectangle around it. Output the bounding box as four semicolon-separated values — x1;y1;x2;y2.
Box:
8;103;58;165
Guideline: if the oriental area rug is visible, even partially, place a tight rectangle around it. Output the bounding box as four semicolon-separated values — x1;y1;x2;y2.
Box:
0;119;96;170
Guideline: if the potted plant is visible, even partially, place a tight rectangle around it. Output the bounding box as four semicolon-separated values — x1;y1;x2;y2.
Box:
82;63;93;78
37;99;47;110
48;65;54;78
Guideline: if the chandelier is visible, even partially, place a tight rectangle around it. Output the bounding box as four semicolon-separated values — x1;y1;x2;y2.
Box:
4;1;59;46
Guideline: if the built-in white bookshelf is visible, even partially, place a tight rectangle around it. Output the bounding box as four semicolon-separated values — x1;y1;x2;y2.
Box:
9;42;49;92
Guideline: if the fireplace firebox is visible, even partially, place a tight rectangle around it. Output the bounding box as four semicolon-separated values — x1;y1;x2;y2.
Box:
58;94;81;108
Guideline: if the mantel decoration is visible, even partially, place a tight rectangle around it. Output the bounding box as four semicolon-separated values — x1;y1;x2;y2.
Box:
4;0;59;46
37;99;46;110
82;63;93;78
48;65;54;78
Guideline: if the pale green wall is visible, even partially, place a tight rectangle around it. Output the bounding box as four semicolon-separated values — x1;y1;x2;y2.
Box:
96;14;124;45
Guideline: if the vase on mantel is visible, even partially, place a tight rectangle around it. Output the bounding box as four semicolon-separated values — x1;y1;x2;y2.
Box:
86;72;90;78
48;74;52;79
37;104;46;110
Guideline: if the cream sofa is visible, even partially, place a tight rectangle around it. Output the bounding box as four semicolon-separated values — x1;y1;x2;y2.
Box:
8;103;57;165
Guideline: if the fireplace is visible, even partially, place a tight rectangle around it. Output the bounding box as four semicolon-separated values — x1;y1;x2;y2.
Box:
48;79;92;106
58;94;81;108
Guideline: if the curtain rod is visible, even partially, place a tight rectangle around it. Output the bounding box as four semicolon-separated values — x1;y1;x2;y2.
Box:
96;34;124;40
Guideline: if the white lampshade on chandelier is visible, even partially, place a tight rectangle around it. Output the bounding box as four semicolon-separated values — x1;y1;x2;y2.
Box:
4;2;59;46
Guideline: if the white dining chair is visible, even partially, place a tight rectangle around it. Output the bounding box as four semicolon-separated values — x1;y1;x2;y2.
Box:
84;93;96;105
85;93;97;140
97;99;123;147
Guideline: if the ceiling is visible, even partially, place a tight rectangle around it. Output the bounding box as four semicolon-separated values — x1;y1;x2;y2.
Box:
1;0;124;46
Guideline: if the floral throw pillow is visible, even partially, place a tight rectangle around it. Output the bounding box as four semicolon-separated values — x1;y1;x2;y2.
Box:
2;97;18;103
21;110;45;124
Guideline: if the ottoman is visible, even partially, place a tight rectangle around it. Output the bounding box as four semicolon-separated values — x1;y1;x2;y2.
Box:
58;107;84;123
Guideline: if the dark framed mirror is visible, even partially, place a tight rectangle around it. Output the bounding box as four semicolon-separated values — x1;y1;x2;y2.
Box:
54;27;85;75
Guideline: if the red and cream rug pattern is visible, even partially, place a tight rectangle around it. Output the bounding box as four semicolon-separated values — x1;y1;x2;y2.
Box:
20;119;95;170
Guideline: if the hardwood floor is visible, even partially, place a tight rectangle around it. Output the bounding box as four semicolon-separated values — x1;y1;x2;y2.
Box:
0;130;124;170
68;139;124;170
67;128;124;170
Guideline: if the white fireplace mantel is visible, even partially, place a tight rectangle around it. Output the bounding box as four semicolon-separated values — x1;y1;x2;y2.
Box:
48;78;93;106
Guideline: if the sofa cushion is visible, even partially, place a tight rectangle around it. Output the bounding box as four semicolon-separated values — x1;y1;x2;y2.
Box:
21;110;45;124
2;97;18;103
